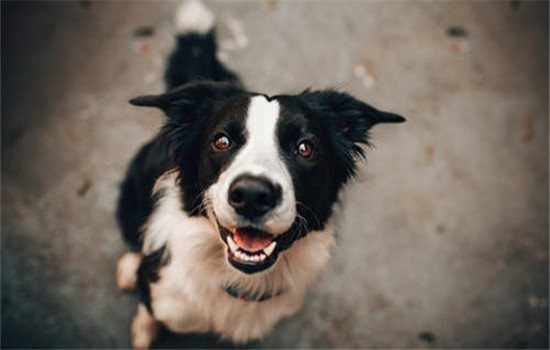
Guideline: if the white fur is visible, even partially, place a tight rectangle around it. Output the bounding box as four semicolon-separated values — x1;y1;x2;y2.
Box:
175;0;215;35
207;96;297;235
141;170;205;255
116;251;142;291
137;171;335;345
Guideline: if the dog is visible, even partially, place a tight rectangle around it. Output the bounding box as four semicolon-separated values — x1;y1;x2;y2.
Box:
115;1;405;348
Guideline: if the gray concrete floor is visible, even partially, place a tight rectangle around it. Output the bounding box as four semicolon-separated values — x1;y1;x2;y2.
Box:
1;0;548;348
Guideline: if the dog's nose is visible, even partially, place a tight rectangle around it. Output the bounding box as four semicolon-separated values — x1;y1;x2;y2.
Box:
228;175;281;219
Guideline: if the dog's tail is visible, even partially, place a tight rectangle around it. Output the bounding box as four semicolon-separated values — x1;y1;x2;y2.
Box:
164;0;241;90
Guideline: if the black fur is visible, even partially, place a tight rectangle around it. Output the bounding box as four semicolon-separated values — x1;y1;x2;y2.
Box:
165;30;241;90
116;138;173;250
137;246;170;313
159;82;251;214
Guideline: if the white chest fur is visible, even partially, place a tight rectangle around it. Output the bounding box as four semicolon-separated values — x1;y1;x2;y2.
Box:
143;171;335;343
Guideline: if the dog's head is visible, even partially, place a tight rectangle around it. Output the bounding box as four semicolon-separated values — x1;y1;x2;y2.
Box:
130;81;405;274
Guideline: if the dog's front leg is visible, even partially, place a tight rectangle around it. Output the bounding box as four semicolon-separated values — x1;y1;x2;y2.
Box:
116;252;142;291
131;303;159;349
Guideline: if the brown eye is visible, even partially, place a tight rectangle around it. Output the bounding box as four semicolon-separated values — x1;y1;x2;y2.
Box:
297;141;314;158
213;134;231;150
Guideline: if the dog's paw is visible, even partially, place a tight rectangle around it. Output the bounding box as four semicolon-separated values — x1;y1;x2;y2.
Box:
131;304;159;350
116;252;141;291
132;329;157;350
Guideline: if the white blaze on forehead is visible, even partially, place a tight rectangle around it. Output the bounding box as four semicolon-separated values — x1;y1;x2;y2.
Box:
227;95;284;179
235;96;289;186
245;96;281;164
208;95;296;235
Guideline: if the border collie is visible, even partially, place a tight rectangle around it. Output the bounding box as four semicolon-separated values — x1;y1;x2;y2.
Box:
116;1;405;348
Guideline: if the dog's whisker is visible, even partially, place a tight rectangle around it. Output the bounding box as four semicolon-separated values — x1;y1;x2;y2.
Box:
296;201;321;230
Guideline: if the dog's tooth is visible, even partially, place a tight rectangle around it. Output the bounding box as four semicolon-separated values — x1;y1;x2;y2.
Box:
235;250;244;260
263;241;276;256
227;236;239;253
259;253;266;261
240;251;250;261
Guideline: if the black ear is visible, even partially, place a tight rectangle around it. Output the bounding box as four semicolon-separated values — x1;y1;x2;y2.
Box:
129;94;166;108
299;89;405;143
128;81;245;114
369;110;407;126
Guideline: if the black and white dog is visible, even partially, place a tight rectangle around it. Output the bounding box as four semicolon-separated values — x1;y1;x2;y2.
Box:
116;1;405;348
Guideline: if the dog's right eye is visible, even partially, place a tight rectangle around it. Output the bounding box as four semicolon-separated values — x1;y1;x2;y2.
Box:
296;140;315;159
213;134;231;150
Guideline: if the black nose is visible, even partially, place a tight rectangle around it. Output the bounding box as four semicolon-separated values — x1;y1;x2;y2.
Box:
228;175;281;219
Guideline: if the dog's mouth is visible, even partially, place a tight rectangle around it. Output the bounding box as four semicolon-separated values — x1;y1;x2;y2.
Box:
219;226;280;274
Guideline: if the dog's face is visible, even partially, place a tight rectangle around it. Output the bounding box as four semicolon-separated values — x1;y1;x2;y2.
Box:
130;81;404;274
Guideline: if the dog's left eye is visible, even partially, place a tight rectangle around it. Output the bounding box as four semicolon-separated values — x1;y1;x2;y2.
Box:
213;134;231;150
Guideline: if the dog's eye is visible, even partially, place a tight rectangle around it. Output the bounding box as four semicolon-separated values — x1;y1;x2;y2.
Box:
213;134;231;150
296;141;314;158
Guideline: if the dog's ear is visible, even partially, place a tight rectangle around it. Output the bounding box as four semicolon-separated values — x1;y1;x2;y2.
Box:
299;89;405;144
298;90;405;181
128;94;166;107
129;81;245;118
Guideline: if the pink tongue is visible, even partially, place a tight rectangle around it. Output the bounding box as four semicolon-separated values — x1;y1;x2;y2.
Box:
233;229;273;252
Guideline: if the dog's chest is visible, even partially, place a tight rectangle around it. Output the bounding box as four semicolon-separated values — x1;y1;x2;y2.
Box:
148;246;305;343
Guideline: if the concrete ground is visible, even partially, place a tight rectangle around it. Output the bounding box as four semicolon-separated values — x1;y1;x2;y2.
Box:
1;0;548;348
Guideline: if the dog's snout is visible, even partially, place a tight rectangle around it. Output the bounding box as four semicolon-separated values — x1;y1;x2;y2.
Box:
228;175;281;219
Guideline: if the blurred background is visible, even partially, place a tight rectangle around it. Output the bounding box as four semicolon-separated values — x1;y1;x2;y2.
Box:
1;0;548;348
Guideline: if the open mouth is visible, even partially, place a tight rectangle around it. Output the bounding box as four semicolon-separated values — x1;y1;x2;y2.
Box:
219;226;279;274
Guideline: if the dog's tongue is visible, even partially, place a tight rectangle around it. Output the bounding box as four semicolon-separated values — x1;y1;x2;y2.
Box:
233;228;273;252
